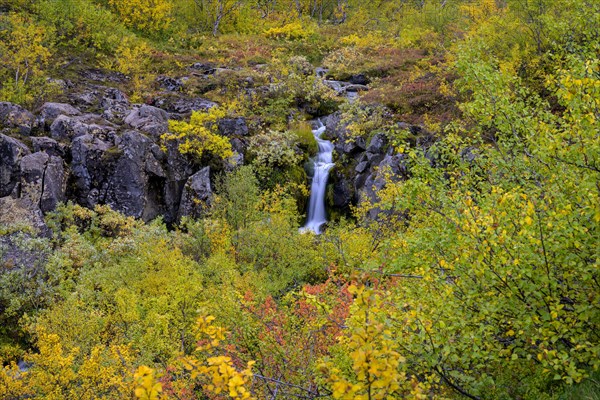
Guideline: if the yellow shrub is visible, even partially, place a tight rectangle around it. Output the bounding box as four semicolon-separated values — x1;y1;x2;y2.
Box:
109;0;173;33
112;37;154;102
0;13;54;105
264;21;314;40
162;106;234;161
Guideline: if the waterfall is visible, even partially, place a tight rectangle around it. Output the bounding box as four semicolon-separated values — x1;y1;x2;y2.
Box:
301;121;334;234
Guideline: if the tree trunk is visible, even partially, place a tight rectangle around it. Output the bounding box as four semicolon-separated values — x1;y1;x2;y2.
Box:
212;1;224;36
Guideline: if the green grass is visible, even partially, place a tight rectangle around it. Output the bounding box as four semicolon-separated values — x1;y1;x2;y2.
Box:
558;371;600;400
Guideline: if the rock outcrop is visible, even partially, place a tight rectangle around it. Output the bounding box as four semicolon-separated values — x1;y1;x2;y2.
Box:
320;112;423;217
0;92;235;227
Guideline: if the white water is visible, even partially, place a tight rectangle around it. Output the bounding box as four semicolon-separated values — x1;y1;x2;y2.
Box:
301;121;334;234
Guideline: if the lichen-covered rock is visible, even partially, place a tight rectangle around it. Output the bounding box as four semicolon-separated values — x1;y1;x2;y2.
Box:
156;76;185;92
0;133;30;197
19;152;66;213
0;102;35;135
106;131;166;220
50;114;116;142
37;102;81;128
152;96;217;115
218;117;249;137
0;196;49;235
31;137;68;159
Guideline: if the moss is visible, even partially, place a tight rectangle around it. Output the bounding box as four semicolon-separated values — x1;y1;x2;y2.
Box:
101;146;124;166
291;121;318;158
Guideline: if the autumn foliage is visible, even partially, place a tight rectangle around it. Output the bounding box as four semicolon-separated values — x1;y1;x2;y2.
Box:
1;0;599;399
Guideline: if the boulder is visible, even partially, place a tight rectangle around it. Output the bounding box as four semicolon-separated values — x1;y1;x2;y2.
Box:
124;105;169;137
355;160;369;173
0;133;30;197
0;102;35;135
31;137;68;159
315;67;329;78
37;102;81;127
342;136;366;155
177;167;212;220
366;133;388;154
100;87;131;121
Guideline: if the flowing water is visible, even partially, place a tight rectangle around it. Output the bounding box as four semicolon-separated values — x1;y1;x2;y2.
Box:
301;121;334;234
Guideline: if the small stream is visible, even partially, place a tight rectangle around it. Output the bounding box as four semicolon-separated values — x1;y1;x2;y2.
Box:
301;121;334;234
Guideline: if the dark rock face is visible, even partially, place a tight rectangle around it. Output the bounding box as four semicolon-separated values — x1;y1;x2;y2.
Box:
69;134;114;207
106;131;166;220
163;140;196;223
0;102;35;135
177;167;212;220
218;117;249;137
0;76;242;228
331;170;354;209
0;134;30;197
349;74;370;85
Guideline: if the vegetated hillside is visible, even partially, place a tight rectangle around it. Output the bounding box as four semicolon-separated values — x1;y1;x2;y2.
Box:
0;0;598;399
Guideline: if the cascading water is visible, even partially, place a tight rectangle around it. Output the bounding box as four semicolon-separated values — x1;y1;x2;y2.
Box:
301;121;334;234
